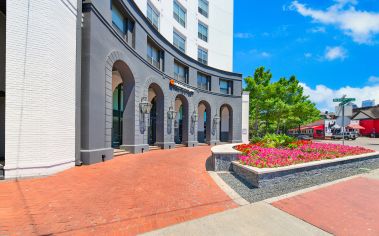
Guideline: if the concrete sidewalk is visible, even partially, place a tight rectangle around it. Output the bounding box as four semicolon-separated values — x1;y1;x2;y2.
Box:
142;201;329;236
143;169;379;236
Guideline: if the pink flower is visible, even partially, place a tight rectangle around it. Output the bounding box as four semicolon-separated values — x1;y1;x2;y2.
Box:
235;143;374;168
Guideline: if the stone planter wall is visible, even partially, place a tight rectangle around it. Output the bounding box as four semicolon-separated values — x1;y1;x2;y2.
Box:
232;152;379;187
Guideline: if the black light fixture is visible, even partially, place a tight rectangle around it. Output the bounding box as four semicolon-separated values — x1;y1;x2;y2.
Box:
139;97;152;114
167;105;177;120
213;112;220;125
191;110;198;123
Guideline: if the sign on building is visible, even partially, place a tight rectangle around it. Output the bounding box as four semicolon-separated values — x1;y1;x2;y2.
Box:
324;119;337;137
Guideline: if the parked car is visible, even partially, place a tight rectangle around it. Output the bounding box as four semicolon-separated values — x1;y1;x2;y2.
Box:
296;134;312;140
331;132;358;140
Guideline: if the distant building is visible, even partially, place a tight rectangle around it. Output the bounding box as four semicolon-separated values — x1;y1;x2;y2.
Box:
352;106;379;137
362;100;375;108
350;103;358;109
320;111;336;120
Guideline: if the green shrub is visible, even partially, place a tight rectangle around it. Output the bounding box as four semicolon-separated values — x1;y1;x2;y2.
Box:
250;134;296;148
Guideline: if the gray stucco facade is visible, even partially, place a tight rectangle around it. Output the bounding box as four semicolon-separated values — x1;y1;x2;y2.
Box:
80;0;243;164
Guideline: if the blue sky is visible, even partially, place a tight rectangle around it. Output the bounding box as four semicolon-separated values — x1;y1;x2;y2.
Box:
233;0;379;111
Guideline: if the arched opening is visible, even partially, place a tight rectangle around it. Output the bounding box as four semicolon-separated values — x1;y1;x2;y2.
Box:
220;104;233;142
0;2;5;168
174;95;189;145
111;60;135;149
198;101;211;144
148;83;164;146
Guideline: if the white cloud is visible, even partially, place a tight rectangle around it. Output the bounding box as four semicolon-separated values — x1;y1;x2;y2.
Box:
368;76;379;83
304;52;312;58
260;52;271;58
308;26;326;33
234;32;254;39
237;49;272;58
301;82;379;111
324;46;347;60
290;0;379;44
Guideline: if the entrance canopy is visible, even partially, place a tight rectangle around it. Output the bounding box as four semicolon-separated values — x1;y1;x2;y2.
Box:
347;124;365;130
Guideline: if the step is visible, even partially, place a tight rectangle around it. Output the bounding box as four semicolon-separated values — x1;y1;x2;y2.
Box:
0;164;4;180
113;149;130;157
198;143;209;146
149;146;161;151
175;144;186;148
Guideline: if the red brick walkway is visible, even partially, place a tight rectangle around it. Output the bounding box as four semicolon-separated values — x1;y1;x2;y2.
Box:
272;177;379;236
0;146;236;235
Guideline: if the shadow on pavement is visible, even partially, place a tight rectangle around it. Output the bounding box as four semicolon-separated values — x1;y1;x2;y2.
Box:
205;156;214;171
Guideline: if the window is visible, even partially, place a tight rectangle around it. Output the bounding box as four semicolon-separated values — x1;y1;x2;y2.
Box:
112;3;127;37
173;1;186;27
173;31;186;53
147;3;160;30
198;0;209;17
197;73;211;91
174;61;189;83
147;40;163;70
198;22;208;42
198;47;208;65
219;79;233;95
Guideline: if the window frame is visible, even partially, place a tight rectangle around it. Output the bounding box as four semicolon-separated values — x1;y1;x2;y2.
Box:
147;39;164;70
173;30;186;53
173;0;187;28
198;22;208;42
111;3;128;38
174;60;189;84
219;79;233;95
197;47;208;65
197;72;211;91
198;0;209;18
147;2;160;30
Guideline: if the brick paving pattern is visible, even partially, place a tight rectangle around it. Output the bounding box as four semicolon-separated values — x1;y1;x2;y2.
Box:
0;146;237;235
272;177;379;236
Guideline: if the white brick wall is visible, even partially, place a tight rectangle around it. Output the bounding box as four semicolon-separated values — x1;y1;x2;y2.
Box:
0;11;5;159
242;92;250;143
5;0;77;178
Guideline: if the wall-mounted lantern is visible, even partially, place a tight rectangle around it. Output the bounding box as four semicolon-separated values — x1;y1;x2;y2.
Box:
212;112;221;137
139;97;152;114
191;110;198;124
167;105;177;120
213;112;221;125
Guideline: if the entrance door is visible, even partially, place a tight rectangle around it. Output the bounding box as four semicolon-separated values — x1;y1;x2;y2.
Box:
148;98;157;145
112;84;123;148
175;105;183;144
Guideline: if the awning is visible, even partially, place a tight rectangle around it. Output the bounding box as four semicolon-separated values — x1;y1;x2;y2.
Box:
312;125;324;130
347;124;365;130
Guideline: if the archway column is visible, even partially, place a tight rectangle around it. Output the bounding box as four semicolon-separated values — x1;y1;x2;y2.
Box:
120;85;149;153
139;80;176;150
185;104;199;147
207;106;221;146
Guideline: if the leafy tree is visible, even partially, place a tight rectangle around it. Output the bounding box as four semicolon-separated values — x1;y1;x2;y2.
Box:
244;67;320;137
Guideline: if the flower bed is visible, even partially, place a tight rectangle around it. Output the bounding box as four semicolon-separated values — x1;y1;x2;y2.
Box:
235;141;375;168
